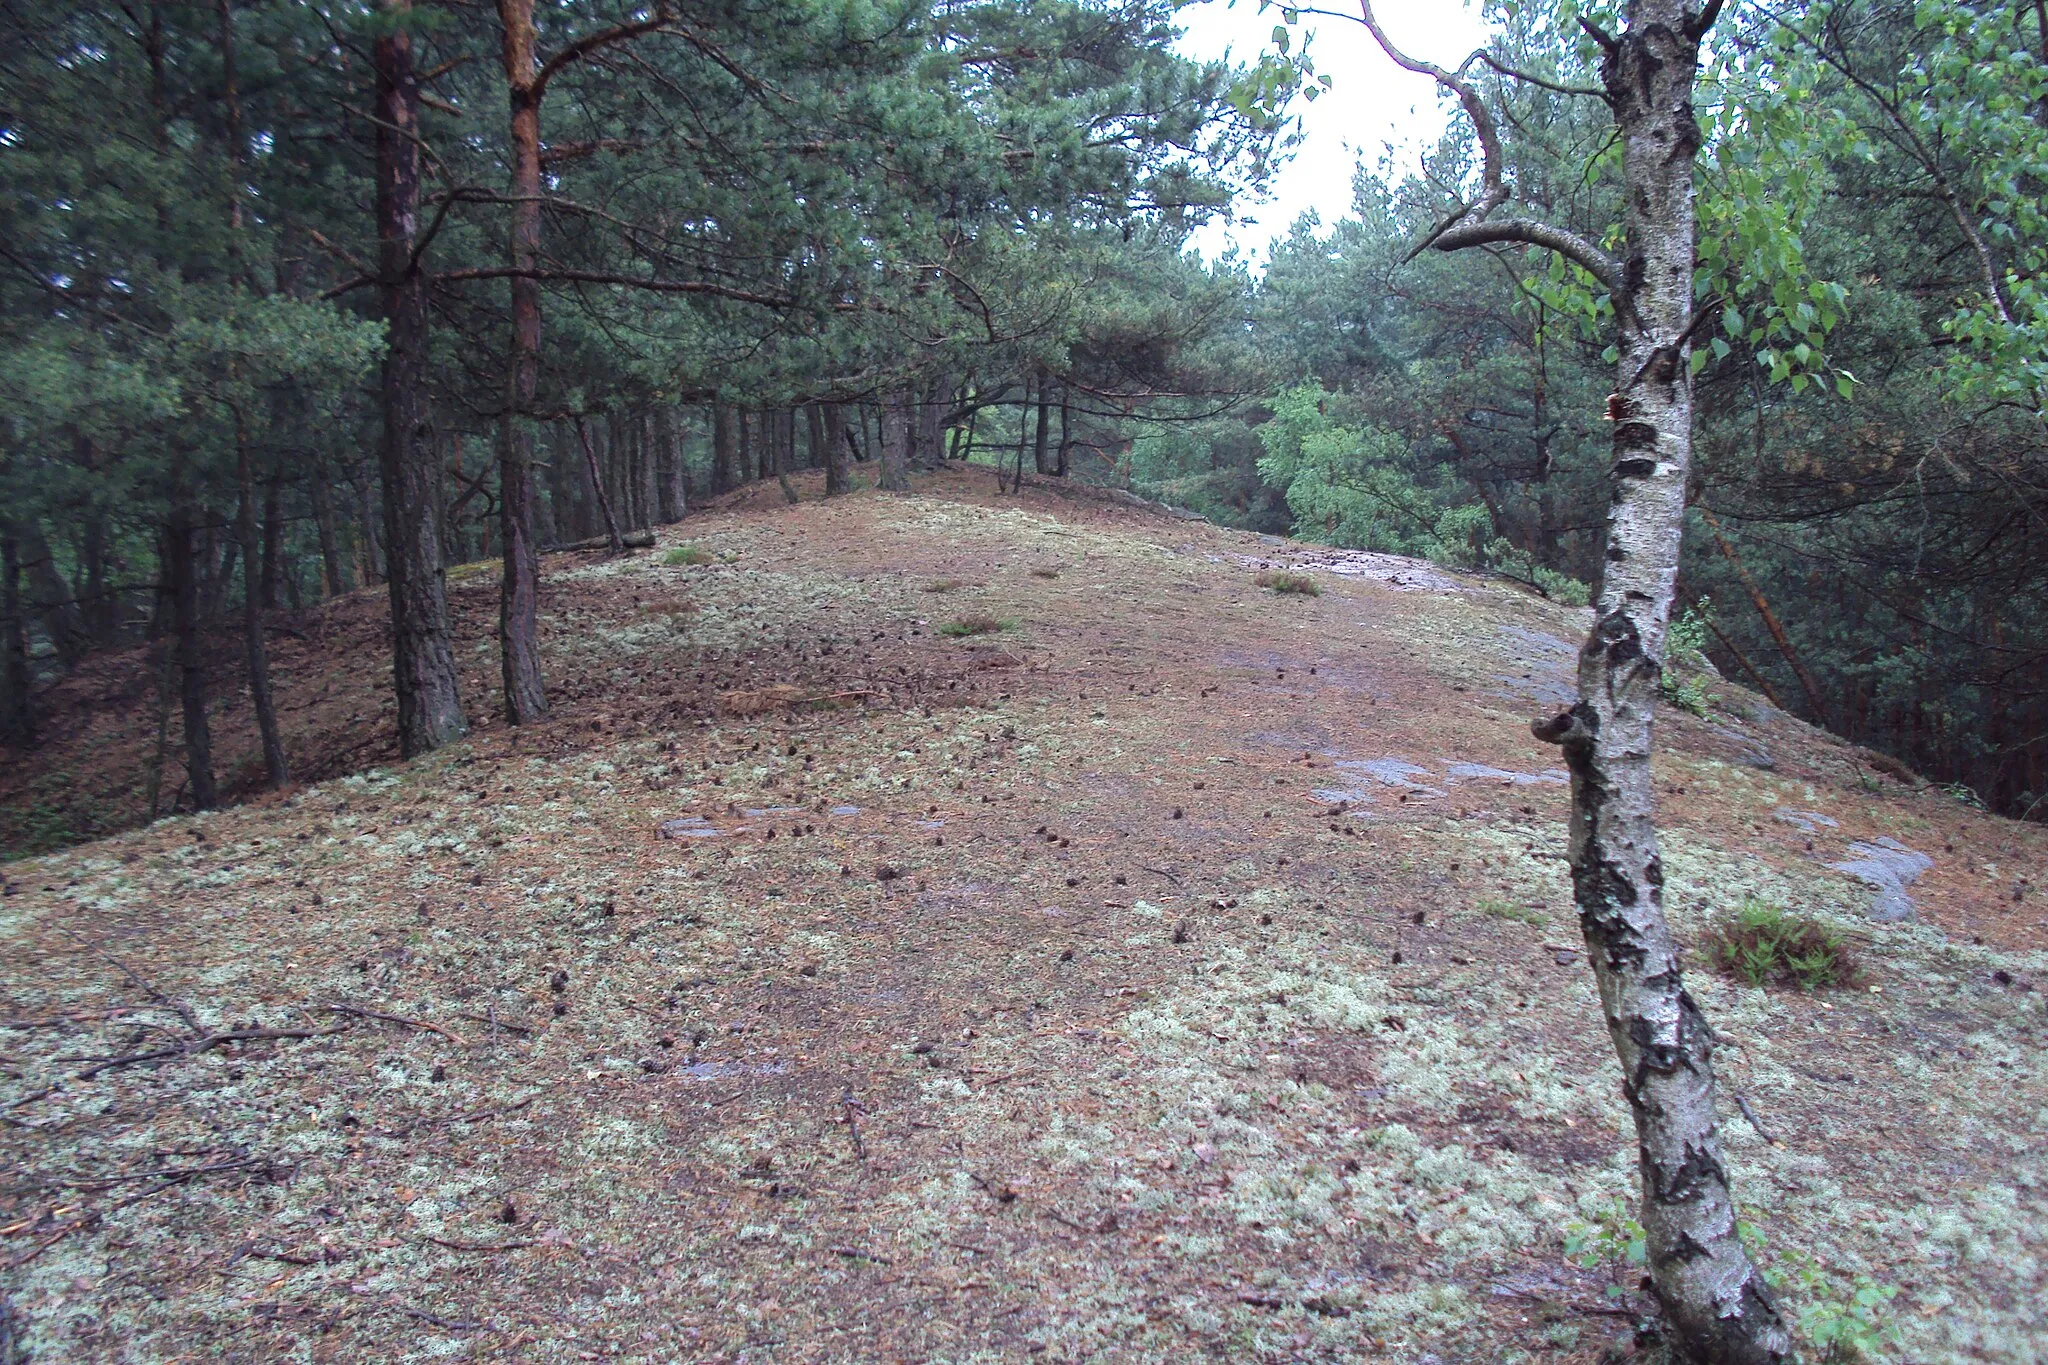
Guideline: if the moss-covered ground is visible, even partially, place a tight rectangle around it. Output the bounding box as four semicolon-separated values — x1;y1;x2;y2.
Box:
3;468;2043;1362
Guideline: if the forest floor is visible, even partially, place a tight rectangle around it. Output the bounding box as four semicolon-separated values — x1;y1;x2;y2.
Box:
2;467;2044;1364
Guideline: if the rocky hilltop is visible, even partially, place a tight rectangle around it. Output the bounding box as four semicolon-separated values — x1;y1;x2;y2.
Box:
3;470;2042;1362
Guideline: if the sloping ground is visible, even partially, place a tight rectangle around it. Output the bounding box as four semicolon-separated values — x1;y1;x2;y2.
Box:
3;468;2043;1364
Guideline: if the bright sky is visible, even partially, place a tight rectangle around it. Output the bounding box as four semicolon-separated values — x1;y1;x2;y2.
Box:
1173;0;1494;265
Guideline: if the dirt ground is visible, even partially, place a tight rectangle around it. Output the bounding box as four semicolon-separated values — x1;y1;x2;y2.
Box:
3;467;2044;1363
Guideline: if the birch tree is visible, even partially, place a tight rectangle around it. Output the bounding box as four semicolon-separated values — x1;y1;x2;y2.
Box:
1353;1;1796;1358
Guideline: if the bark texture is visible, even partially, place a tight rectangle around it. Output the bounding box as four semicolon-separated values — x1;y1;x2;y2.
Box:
823;403;852;495
1;531;31;745
1534;6;1793;1360
234;416;288;789
375;0;467;757
494;0;549;725
165;508;217;809
878;392;911;491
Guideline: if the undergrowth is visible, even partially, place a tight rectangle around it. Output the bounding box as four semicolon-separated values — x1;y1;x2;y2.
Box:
1253;569;1319;596
1702;899;1859;990
1568;1200;1904;1361
938;614;1010;637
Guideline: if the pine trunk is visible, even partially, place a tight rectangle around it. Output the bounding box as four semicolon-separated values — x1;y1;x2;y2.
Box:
235;415;288;789
878;392;911;492
655;407;685;523
166;508;217;809
310;463;350;597
495;0;549;725
823;404;851;496
712;403;737;494
375;0;467;757
1;531;32;745
1033;374;1053;474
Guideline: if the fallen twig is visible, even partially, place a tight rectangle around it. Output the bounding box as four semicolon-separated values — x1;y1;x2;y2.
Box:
419;1234;537;1253
1733;1091;1781;1144
1140;866;1182;886
456;1009;536;1036
70;1024;349;1082
831;1245;893;1265
317;1003;468;1046
389;1301;482;1331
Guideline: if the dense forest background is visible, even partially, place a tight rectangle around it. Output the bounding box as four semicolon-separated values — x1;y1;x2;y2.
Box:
2;0;2043;837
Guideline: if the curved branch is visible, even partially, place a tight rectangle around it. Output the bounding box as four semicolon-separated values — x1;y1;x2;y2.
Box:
1358;1;1508;223
533;4;672;98
1422;219;1624;297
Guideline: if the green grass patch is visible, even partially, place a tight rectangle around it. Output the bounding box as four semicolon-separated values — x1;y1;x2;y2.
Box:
1254;569;1319;596
1475;897;1546;926
938;614;1010;638
663;543;715;566
1702;899;1859;990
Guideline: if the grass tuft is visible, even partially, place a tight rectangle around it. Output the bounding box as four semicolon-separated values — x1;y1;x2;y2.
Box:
1702;898;1859;990
1475;897;1546;926
1254;569;1320;596
924;578;966;592
938;614;1008;638
664;543;714;566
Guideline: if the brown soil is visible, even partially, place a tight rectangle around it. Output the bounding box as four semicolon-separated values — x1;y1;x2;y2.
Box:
2;467;2043;1363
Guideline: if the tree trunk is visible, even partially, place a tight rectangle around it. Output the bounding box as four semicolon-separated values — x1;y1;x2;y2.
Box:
712;402;737;493
655;407;685;523
165;509;217;809
1033;372;1054;474
20;522;87;668
234;412;288;789
375;0;467;757
495;0;549;725
1529;7;1792;1360
575;418;625;552
1;530;32;746
311;463;350;597
823;403;852;496
878;391;911;492
258;457;285;610
355;462;384;586
916;382;944;470
75;432;118;647
1057;383;1071;476
1700;508;1828;724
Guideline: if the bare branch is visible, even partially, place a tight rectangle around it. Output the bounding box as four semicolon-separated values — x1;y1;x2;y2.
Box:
1422;219;1624;297
1475;53;1605;99
1357;1;1508;223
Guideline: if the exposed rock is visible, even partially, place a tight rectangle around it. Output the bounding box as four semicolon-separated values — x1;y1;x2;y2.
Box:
1830;837;1934;922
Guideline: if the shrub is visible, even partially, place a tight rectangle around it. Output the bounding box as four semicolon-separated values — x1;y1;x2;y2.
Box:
1254;569;1319;596
1531;565;1591;606
938;614;1007;637
664;543;714;566
1702;899;1859;990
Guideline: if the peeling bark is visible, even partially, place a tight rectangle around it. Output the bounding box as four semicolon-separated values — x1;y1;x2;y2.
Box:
1536;7;1792;1360
1362;1;1791;1359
